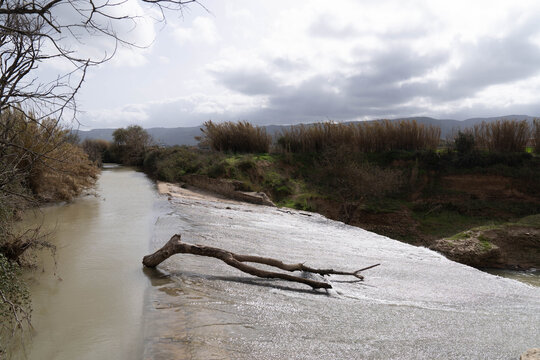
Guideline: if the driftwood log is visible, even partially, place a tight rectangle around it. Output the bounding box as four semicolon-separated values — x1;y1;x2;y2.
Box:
142;234;380;289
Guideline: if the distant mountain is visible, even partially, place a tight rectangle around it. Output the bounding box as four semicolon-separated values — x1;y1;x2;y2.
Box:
74;115;538;146
74;126;203;146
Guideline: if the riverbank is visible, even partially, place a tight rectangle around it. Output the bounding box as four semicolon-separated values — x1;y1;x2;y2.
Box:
430;215;540;269
141;146;540;271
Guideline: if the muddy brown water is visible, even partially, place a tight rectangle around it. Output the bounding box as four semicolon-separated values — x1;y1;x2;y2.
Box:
10;166;540;359
11;166;158;359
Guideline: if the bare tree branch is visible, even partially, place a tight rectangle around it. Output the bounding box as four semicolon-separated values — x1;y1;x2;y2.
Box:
143;234;380;290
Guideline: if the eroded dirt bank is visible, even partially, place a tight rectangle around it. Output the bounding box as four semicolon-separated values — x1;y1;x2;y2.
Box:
430;224;540;269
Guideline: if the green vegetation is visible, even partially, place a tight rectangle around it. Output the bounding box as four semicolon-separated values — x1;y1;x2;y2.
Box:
414;209;498;240
110;125;154;165
443;213;540;245
477;235;493;251
107;118;540;246
0;254;31;342
517;214;540;227
449;231;471;241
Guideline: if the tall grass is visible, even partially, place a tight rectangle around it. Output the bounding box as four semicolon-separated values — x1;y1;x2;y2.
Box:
277;120;441;153
199;120;271;153
473;120;530;153
534;119;540;154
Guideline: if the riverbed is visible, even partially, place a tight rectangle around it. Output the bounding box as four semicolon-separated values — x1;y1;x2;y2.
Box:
11;167;540;359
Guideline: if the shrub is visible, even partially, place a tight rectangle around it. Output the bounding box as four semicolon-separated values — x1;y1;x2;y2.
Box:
0;111;98;202
199;120;271;153
143;146;226;182
237;156;256;172
142;148;163;176
81;139;111;166
454;131;475;154
207;161;228;178
317;147;403;201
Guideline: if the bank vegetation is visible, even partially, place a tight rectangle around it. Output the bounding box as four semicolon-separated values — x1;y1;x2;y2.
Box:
92;119;538;251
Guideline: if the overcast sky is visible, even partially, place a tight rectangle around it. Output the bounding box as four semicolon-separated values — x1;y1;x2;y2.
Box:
72;0;540;129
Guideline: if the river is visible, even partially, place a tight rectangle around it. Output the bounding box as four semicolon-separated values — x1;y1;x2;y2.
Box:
11;166;158;359
11;167;540;359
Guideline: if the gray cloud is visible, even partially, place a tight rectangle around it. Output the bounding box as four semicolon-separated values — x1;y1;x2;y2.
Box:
345;46;449;106
309;15;359;39
439;35;540;100
90;8;540;129
271;57;306;71
208;44;452;124
210;69;280;95
239;25;540;124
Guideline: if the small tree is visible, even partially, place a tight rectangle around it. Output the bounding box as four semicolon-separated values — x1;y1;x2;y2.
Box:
454;131;475;154
81;139;111;166
111;125;153;165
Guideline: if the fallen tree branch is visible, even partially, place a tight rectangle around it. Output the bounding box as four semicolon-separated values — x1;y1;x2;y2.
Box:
142;234;380;289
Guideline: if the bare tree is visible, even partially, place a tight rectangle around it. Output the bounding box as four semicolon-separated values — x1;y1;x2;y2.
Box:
0;0;201;206
1;0;200;118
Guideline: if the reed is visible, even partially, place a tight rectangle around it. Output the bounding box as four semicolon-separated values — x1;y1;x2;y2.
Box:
277;120;441;153
533;119;540;154
200;120;271;153
473;120;531;153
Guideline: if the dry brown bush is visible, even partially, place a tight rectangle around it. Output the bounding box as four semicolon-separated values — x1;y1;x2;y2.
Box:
30;143;98;202
1;110;98;203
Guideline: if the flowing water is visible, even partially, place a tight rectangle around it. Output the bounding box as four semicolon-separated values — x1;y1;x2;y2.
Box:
10;167;540;359
486;269;540;287
145;191;540;360
11;166;158;360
